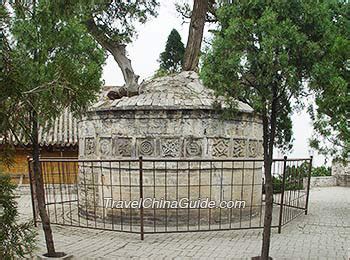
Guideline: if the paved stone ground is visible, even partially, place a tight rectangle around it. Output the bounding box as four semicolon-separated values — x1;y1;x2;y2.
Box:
17;187;350;259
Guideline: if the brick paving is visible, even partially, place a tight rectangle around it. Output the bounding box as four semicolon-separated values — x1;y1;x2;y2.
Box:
17;187;350;259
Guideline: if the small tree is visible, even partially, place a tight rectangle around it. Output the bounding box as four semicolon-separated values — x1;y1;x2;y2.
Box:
1;1;104;257
201;1;341;259
0;172;37;260
157;29;185;75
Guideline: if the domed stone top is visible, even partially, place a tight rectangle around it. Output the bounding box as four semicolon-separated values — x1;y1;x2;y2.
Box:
91;71;253;113
79;71;263;161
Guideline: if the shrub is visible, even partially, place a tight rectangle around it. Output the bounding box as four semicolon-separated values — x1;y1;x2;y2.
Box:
272;174;304;193
311;166;331;177
0;172;37;259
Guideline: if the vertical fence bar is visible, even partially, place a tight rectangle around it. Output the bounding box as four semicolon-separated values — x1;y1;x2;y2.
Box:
27;157;37;227
32;157;310;235
139;156;144;240
304;156;313;215
278;156;287;233
75;161;81;227
165;161;168;232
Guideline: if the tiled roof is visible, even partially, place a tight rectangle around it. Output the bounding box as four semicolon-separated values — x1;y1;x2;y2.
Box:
1;108;78;147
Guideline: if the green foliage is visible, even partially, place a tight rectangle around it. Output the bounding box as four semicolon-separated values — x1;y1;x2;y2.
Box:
311;166;331;177
199;2;345;257
201;1;349;156
272;163;331;193
286;162;310;179
272;175;304;193
49;1;159;90
153;68;171;79
0;1;105;143
158;29;185;74
272;176;283;193
201;1;323;151
0;172;37;259
272;162;310;193
308;1;350;159
52;0;159;46
0;144;15;169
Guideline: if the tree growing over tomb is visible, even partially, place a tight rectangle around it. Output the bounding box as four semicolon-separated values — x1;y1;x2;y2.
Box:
176;0;217;71
55;1;159;97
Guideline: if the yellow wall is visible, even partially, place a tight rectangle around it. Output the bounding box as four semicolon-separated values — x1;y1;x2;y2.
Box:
1;148;78;184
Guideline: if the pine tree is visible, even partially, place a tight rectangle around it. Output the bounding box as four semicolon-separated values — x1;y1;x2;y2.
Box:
158;29;185;74
0;172;37;259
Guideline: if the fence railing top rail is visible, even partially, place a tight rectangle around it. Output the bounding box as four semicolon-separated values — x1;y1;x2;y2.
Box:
33;157;312;163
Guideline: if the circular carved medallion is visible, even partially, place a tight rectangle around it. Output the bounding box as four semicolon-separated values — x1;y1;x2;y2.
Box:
139;140;154;156
186;141;202;157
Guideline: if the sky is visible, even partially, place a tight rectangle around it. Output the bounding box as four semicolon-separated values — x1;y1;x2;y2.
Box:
102;1;328;167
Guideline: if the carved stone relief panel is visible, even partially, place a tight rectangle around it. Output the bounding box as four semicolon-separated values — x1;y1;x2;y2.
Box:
161;138;181;157
232;139;246;158
99;137;112;157
113;137;132;157
139;118;167;135
138;138;157;157
85;138;96;156
211;138;230;158
248;140;259;158
185;138;203;157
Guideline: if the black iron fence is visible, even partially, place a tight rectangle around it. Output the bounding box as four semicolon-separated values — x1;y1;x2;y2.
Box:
28;157;312;240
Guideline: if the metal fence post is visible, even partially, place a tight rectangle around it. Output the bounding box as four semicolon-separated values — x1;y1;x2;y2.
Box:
27;156;37;227
305;156;313;215
139;156;144;240
278;156;287;233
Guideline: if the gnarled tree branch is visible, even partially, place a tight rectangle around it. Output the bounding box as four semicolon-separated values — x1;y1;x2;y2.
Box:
85;18;139;96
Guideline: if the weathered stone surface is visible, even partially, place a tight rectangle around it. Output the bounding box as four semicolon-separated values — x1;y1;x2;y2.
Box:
79;72;263;160
92;71;254;112
78;71;264;224
332;160;350;187
304;176;337;188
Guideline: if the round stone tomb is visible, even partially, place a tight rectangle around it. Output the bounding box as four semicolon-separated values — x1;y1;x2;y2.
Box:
78;71;263;227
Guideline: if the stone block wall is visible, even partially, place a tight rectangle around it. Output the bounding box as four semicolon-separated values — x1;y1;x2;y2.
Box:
78;110;263;160
303;176;337;188
77;161;263;225
332;161;350;187
77;109;264;226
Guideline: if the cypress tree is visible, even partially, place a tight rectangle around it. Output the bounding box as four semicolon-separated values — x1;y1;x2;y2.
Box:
158;29;185;74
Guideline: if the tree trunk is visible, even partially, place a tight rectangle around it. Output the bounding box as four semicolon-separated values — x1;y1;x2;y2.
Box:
182;0;208;71
31;110;57;256
261;154;274;260
85;18;139;95
261;90;278;259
